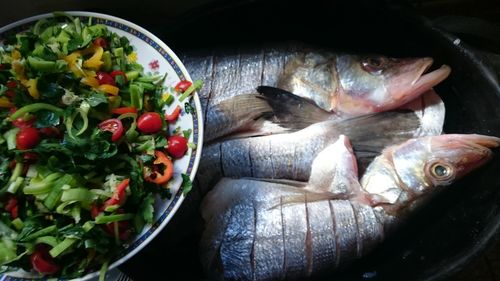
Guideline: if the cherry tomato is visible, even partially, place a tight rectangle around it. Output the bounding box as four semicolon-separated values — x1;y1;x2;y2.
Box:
103;178;130;208
110;70;128;84
30;245;60;275
5;197;18;219
174;80;192;93
9;108;35;128
98;119;124;142
167;135;188;158
39;127;62;138
137;112;163;134
16;127;40;150
6;80;17;89
12;116;35;128
93;37;108;49
104;219;132;241
96;71;116;86
144;150;174;184
111;107;137;115
164;105;182;122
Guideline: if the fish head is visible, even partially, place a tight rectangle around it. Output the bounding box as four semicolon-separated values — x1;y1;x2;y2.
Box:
361;134;500;208
336;55;451;116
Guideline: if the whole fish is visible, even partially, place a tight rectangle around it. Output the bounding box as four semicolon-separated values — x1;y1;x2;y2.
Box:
196;89;445;192
200;134;500;281
181;45;451;142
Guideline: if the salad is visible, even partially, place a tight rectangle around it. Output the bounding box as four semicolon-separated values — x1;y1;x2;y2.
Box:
0;13;201;279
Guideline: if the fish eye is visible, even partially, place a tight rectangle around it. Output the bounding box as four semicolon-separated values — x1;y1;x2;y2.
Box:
427;161;455;183
361;57;386;75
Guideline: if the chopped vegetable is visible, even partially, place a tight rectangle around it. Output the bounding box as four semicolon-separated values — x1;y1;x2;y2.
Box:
137;112;163;134
167;135;188;158
0;12;199;279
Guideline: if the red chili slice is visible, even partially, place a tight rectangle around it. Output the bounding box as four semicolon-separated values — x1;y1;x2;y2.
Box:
164;105;182;122
103;178;130;208
174;80;192;93
111;107;137;115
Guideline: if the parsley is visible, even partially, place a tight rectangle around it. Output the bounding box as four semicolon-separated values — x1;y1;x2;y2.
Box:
181;174;192;195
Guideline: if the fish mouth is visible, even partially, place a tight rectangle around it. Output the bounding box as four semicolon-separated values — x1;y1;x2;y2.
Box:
455;134;500;149
410;63;452;93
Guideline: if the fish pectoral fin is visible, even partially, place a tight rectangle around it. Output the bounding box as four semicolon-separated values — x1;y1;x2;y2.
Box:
256;86;333;131
206;93;279;142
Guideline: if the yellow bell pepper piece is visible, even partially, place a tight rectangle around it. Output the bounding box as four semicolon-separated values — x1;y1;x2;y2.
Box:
83;46;103;70
0;97;13;108
21;79;39;99
81;77;100;88
64;51;86;78
127;52;138;63
11;49;21;60
97;84;119;95
11;60;26;81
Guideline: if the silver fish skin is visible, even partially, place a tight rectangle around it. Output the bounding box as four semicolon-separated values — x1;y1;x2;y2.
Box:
196;90;445;193
181;45;450;142
200;134;500;281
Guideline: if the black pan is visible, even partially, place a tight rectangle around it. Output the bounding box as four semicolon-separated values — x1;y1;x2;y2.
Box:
115;0;500;280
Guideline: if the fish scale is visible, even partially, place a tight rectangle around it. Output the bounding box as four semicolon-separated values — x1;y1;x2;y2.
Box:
220;139;252;178
330;200;359;267
252;192;286;281
281;194;309;279
307;200;337;275
201;134;500;281
219;201;256;281
351;203;385;256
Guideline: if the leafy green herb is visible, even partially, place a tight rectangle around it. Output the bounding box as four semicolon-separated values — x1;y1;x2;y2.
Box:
181;174;192;195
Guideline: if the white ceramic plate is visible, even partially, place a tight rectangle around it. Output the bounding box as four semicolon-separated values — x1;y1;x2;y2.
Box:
0;11;203;281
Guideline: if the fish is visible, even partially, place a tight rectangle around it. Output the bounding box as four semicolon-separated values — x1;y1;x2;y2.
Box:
200;134;500;281
196;89;445;193
181;45;451;142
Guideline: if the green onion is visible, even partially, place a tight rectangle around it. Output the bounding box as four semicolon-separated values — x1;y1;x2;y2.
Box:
95;213;134;224
10;103;63;121
49;237;78;258
44;175;76;210
35;236;59;248
6;177;24;194
24;172;62;195
130;83;143;110
179;80;203;102
125;71;140;81
0;241;17;264
61;188;94;203
3;128;19;150
99;260;110;281
19;225;57;242
11;218;24;230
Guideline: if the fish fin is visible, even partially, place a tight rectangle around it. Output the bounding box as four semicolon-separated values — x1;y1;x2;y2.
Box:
336;110;421;152
256;86;334;131
399;89;445;137
306;135;362;197
241;177;308;188
213;120;290;142
205;94;275;142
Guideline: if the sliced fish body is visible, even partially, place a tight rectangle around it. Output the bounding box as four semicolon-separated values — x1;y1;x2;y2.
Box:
197;94;443;190
201;178;381;281
201;134;500;281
